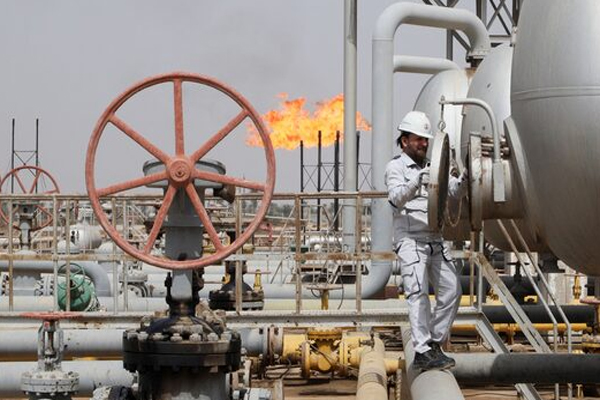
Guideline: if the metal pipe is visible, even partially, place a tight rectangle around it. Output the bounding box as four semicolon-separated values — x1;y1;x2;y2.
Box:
0;327;268;360
452;353;600;384
317;130;322;230
401;326;465;400
439;97;500;163
0;330;124;359
393;55;461;74
334;131;340;231
0;360;133;398
356;337;388;400
342;0;358;251
0;260;111;296
371;3;491;294
0;296;165;311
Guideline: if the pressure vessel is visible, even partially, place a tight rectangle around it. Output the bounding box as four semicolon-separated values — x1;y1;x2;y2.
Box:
511;0;600;274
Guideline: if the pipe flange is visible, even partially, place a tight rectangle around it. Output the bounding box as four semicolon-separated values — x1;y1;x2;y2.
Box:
123;329;242;373
21;370;79;396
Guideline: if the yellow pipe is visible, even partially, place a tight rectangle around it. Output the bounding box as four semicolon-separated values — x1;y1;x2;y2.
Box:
453;323;589;334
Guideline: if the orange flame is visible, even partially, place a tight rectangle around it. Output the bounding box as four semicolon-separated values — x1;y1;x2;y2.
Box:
246;93;371;150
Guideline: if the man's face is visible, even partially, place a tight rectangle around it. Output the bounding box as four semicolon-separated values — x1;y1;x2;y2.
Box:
401;133;429;163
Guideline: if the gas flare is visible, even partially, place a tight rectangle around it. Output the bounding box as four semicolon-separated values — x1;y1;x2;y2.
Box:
246;93;371;150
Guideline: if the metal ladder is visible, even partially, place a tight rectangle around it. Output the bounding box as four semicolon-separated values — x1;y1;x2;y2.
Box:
473;310;544;400
469;218;573;400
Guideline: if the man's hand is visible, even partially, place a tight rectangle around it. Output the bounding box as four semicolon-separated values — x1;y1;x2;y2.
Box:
419;166;431;186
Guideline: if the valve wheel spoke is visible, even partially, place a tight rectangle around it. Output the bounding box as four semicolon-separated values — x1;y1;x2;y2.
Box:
29;169;42;193
14;173;28;193
174;79;185;156
35;205;53;219
109;114;171;164
190;109;249;163
97;171;169;197
185;183;224;251
143;185;177;254
192;169;265;192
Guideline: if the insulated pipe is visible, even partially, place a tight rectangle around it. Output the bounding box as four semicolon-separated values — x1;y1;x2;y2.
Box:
480;305;593;326
394;55;461;75
371;3;490;285
451;353;600;384
0;296;166;311
0;360;133;398
342;0;358;251
0;327;267;360
401;326;464;400
0;330;124;359
0;261;111;296
356;337;388;400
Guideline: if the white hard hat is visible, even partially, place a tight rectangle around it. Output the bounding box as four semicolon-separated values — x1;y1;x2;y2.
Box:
397;111;434;139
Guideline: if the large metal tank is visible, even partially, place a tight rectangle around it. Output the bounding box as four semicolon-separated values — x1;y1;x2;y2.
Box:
511;0;600;274
462;44;548;252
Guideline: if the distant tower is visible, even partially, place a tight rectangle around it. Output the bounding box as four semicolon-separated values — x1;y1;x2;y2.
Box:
422;0;522;60
10;118;40;193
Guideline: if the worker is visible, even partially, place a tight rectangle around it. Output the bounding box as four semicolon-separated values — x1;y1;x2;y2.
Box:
385;110;468;371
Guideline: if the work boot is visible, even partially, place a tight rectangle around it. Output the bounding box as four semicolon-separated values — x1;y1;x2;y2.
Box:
429;342;456;368
412;349;454;371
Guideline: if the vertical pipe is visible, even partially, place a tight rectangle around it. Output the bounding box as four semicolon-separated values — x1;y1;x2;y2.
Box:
355;194;362;313
111;198;118;314
317;131;322;231
342;0;358;251
11;119;15;193
122;200;129;311
35;118;39;168
300;140;304;221
371;33;395;286
356;131;361;189
7;200;13;312
300;140;305;192
65;200;71;311
52;197;59;311
235;197;242;314
294;196;302;313
334;131;340;231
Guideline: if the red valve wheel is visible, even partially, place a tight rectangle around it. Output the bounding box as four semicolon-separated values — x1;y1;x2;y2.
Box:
20;311;82;321
86;72;276;270
0;166;60;231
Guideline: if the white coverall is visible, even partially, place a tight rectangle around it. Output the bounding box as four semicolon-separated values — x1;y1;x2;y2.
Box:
385;152;467;354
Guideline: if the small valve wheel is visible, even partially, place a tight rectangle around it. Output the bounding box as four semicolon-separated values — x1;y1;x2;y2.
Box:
0;166;60;231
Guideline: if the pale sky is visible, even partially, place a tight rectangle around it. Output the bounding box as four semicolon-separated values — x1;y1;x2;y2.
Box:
0;0;466;194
